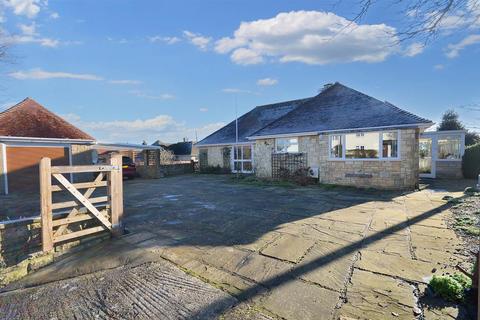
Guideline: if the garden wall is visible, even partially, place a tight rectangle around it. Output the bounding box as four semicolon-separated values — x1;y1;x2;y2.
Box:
0;214;109;286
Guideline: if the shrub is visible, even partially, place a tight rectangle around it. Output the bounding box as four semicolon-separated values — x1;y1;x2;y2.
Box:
291;167;316;186
462;143;480;179
429;274;472;302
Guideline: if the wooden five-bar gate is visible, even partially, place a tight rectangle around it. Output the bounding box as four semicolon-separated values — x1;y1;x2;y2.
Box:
40;153;124;252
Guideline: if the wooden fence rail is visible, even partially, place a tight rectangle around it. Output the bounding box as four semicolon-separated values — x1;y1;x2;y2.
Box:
40;153;124;252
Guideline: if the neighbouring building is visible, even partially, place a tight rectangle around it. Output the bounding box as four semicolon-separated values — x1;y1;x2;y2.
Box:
153;139;197;162
195;82;466;190
0;98;96;195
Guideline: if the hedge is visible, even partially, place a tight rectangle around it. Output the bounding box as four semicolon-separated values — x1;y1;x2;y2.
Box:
462;143;480;179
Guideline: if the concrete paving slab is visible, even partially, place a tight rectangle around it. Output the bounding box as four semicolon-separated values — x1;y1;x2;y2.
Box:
223;252;293;284
260;234;315;263
336;269;416;320
356;250;437;283
260;279;339;320
362;233;412;258
299;241;356;292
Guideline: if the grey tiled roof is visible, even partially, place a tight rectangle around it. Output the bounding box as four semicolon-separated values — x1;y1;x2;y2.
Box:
195;97;311;146
196;83;432;146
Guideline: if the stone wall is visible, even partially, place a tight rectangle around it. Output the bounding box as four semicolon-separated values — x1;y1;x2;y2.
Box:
254;139;275;177
0;144;5;195
436;161;463;178
316;129;419;190
252;129;419;190
0;215;109;286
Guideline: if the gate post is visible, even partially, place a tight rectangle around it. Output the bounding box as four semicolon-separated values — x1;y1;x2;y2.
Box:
40;157;53;252
108;153;124;236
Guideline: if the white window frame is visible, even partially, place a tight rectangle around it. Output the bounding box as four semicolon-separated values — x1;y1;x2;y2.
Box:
274;137;299;154
231;144;254;173
435;133;464;162
328;130;401;161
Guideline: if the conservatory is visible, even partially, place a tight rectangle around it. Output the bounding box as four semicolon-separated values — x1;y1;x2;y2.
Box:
419;130;466;178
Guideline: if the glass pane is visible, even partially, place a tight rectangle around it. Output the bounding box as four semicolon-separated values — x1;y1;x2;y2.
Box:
243;146;252;160
330;135;343;158
419;138;432;174
243;161;252;172
234;161;241;171
276;138;298;153
286;138;298;152
437;135;461;159
234;146;242;160
382;132;398;158
345;132;379;159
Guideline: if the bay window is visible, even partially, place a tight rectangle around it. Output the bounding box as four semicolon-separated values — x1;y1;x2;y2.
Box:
329;131;400;160
275;138;299;153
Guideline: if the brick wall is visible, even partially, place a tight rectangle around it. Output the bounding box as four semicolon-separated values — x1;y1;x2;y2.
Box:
436;161;463;178
0;143;5;195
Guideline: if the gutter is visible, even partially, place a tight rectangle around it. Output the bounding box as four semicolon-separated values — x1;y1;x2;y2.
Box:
0;136;96;145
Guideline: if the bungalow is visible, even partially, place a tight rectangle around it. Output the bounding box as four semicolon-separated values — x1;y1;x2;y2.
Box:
195;82;465;190
0;98;96;195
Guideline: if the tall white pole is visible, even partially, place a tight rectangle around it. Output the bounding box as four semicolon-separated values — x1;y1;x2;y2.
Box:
235;95;239;177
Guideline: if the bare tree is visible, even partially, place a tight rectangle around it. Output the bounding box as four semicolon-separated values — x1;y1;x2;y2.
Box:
346;0;480;42
159;150;176;164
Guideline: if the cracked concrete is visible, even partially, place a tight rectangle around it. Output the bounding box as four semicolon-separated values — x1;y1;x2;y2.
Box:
0;175;476;319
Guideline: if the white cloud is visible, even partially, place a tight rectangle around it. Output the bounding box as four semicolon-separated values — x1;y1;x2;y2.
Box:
231;48;263;65
107;37;128;44
4;0;41;18
108;79;142;85
149;35;181;44
403;42;424;57
18;22;36;35
50;12;59;19
222;88;255;94
199;108;208;112
9;68;103;80
214;11;400;65
129;90;175;100
434;64;445;70
183;30;211;50
257;78;278;86
5;33;60;47
445;34;480;58
63;113;225;143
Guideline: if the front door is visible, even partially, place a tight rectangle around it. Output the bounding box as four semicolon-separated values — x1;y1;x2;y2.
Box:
419;137;435;178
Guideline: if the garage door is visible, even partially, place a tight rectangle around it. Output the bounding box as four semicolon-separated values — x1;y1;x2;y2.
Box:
6;146;69;193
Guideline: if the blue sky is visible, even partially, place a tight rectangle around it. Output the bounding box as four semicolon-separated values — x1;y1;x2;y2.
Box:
0;0;479;143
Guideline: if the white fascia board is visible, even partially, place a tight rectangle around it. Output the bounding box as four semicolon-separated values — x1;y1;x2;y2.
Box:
316;123;434;134
0;136;95;145
246;131;319;140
